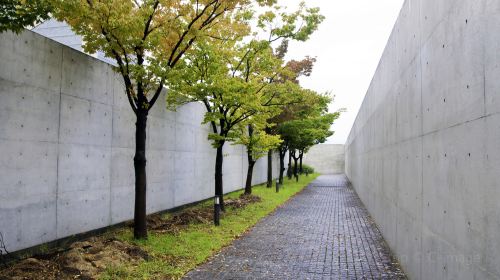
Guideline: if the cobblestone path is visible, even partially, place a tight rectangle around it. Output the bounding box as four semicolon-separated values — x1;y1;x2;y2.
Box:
184;175;406;279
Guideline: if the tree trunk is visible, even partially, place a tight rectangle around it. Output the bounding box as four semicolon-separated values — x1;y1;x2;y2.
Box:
299;151;304;174
134;110;148;239
215;143;225;212
214;143;224;226
245;159;256;195
293;156;298;178
266;150;272;188
279;150;286;185
290;149;299;181
287;151;292;179
293;155;299;182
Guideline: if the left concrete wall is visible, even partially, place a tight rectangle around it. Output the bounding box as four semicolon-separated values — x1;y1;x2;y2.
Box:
0;30;282;252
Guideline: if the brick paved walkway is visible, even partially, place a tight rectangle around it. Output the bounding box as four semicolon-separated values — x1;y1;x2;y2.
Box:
184;175;406;279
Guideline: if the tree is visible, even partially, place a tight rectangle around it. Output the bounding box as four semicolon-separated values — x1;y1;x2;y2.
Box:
235;79;300;195
270;88;322;182
296;116;333;173
279;95;340;179
266;52;317;184
0;0;51;33
167;39;286;224
235;123;281;195
168;2;323;225
272;89;337;181
51;0;255;239
260;5;323;189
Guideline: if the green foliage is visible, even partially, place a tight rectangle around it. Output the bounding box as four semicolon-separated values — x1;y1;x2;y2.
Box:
168;41;284;147
51;0;255;115
300;164;314;174
275;90;340;155
0;0;51;33
235;124;282;161
167;2;324;151
100;174;320;279
167;39;284;147
267;66;332;153
280;110;339;153
257;1;324;42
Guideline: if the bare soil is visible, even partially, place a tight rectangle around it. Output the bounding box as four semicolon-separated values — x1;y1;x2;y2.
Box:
146;207;213;234
225;194;261;209
146;194;261;234
0;237;149;280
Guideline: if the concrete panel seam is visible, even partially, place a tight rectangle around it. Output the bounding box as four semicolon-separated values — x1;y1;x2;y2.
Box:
55;44;64;239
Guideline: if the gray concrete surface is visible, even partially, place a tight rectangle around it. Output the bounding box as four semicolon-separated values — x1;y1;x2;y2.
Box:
32;19;116;65
0;30;283;253
185;175;406;279
345;1;500;279
303;144;345;174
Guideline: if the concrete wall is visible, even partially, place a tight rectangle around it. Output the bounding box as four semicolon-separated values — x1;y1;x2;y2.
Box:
345;1;500;279
0;30;282;253
302;144;344;174
32;20;116;65
32;19;83;52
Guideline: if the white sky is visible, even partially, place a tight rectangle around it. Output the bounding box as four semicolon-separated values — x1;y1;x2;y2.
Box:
283;0;404;144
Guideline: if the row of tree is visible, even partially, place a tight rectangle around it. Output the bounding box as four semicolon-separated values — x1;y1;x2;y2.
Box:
1;0;340;240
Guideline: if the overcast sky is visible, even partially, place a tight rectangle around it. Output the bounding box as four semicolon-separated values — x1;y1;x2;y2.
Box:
283;0;404;144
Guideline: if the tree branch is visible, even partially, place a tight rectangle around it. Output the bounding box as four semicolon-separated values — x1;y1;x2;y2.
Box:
202;99;218;134
101;29;138;114
142;0;160;40
168;0;219;66
148;79;165;109
232;48;252;77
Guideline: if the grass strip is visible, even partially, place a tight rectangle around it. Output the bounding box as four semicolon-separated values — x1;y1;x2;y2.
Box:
101;174;319;280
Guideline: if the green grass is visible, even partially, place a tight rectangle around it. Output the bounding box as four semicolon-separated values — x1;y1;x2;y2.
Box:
101;174;319;280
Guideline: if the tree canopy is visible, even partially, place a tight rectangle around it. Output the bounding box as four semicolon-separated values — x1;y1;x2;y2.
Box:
166;1;324;220
166;1;324;148
0;0;51;33
52;0;259;115
235;124;282;162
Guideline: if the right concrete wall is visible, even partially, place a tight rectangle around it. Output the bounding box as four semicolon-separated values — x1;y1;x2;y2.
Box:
345;1;500;279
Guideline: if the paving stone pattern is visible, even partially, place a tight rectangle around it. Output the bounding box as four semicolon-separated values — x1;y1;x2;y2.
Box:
185;175;406;279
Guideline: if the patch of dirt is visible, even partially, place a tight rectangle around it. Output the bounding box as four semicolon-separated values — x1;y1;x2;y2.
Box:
0;237;149;280
225;194;261;209
147;194;261;234
147;207;213;234
0;257;60;280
